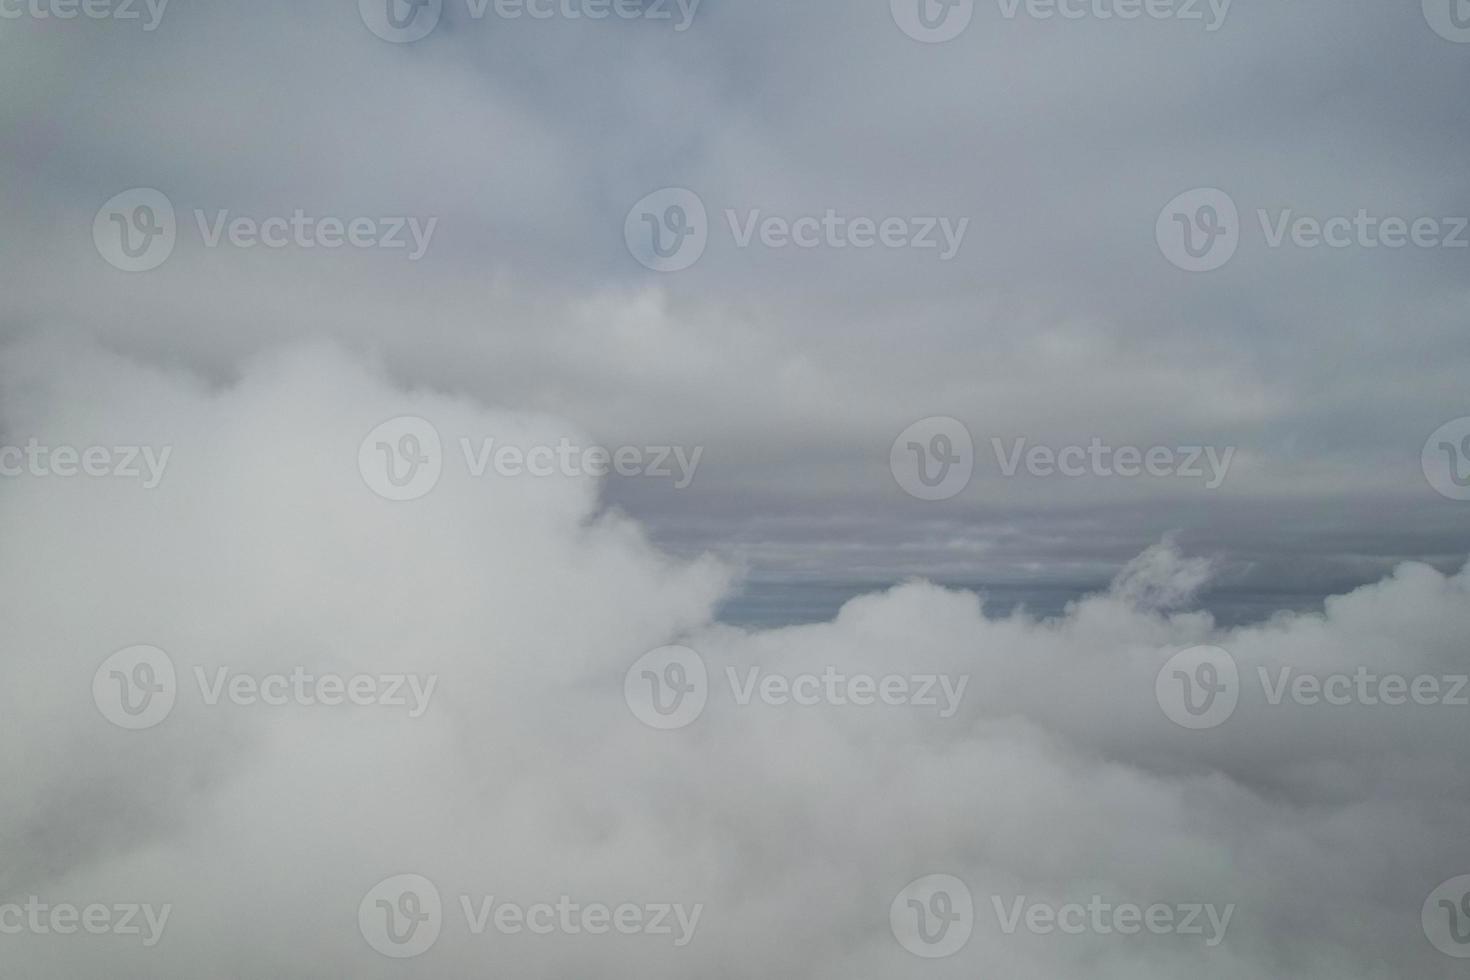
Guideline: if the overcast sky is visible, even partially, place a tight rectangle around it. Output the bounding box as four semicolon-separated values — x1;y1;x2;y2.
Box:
4;0;1468;618
3;1;1470;976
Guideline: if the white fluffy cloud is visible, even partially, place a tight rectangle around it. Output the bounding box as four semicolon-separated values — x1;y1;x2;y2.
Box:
1;343;1466;977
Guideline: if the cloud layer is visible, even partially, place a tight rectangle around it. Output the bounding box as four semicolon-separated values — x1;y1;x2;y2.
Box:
3;0;1468;604
2;343;1465;976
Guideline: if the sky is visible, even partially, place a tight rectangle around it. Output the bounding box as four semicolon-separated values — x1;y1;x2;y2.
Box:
3;0;1468;616
2;0;1470;976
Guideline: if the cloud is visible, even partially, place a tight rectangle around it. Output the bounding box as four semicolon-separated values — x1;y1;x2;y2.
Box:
3;0;1467;602
1;342;1465;976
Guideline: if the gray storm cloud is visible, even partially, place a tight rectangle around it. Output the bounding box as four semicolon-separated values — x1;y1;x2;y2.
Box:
2;0;1467;599
1;342;1465;977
